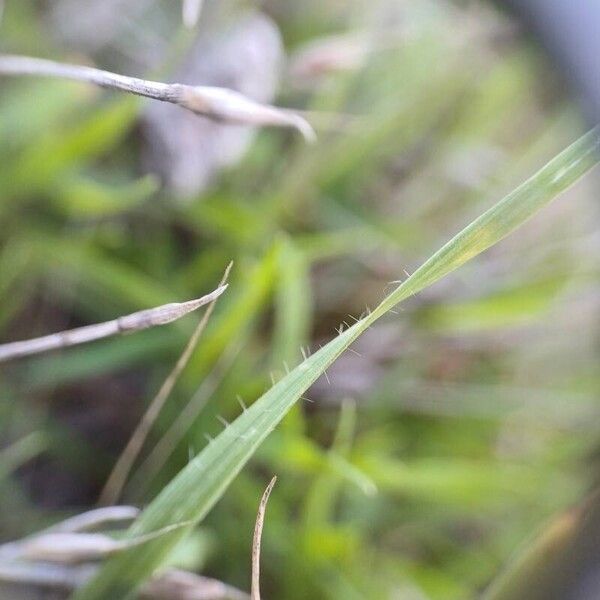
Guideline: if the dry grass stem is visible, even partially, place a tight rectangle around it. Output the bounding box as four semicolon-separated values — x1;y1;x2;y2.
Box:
98;263;233;506
251;476;277;600
132;342;243;493
0;286;227;363
0;54;315;140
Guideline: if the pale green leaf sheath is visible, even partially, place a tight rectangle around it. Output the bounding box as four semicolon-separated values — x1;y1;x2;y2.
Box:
75;128;600;600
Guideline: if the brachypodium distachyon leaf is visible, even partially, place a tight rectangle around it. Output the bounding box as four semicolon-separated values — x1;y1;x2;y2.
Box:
75;128;600;600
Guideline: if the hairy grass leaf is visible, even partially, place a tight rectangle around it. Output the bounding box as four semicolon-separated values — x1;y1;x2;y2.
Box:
75;128;600;599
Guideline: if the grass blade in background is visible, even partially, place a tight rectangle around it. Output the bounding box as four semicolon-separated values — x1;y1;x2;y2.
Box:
482;508;579;600
0;433;47;485
75;128;600;599
483;490;600;600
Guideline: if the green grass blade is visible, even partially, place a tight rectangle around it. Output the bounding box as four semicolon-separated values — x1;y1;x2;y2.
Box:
2;98;137;202
75;128;600;600
482;507;580;600
0;433;47;484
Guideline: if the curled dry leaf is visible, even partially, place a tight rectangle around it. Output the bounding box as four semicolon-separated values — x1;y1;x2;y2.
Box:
0;285;227;362
142;12;296;197
43;506;140;534
0;563;248;600
0;506;245;598
1;522;191;564
141;569;249;600
10;533;123;564
0;507;138;567
0;48;314;198
116;290;228;330
2;10;315;201
178;85;315;141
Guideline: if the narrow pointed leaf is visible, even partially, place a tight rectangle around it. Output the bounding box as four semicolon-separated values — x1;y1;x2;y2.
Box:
76;128;600;600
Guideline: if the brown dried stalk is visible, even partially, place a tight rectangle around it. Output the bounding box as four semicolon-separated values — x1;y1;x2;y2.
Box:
130;341;243;495
0;54;315;140
251;477;277;600
0;285;227;363
98;263;233;506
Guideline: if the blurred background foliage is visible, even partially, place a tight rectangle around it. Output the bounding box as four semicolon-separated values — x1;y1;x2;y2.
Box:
1;0;599;598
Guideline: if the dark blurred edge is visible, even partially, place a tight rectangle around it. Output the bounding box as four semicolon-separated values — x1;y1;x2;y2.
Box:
502;0;600;127
492;2;600;599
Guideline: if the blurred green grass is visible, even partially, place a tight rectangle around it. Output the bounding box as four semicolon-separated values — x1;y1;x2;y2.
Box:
1;1;599;598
